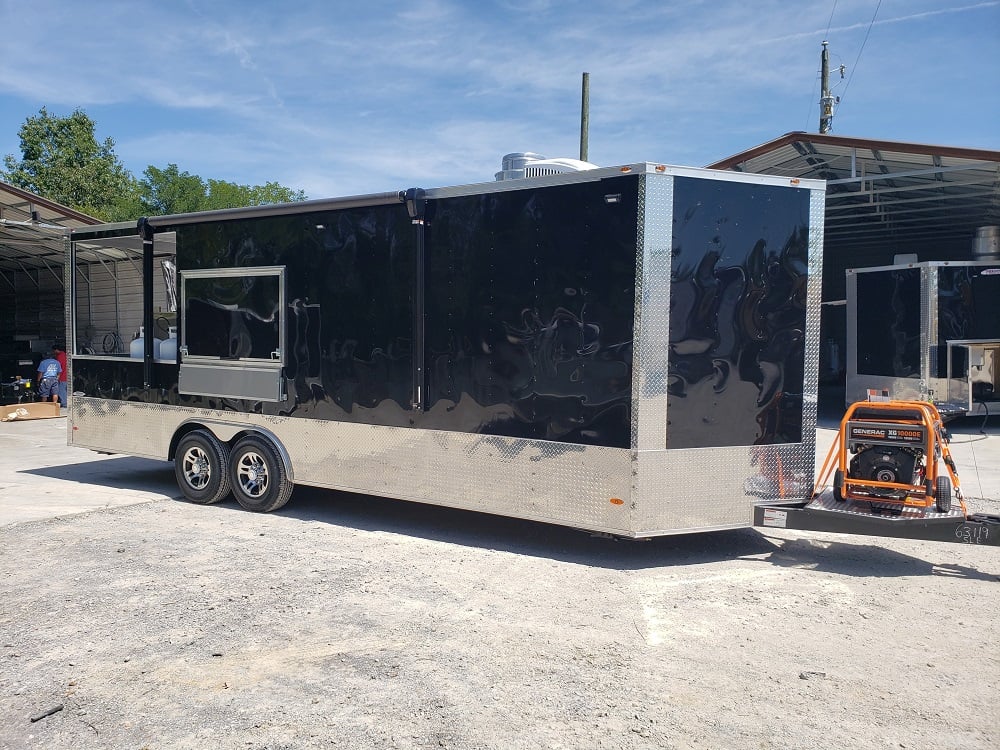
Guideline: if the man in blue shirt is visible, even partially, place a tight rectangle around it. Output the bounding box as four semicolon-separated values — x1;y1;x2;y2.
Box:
36;351;62;404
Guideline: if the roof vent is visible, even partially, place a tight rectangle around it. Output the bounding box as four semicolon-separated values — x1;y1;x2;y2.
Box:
495;152;598;181
973;226;999;261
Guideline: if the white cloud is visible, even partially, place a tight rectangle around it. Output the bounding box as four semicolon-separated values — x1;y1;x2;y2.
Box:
2;0;996;200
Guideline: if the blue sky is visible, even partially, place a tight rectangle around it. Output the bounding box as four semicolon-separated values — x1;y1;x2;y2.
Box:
1;0;997;200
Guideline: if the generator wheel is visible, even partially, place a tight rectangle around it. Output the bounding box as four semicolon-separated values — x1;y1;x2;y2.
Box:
832;469;846;502
935;475;952;513
229;435;293;513
174;430;231;505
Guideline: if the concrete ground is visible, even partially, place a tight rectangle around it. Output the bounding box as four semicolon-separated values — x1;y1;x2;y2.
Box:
1;410;998;750
0;413;179;527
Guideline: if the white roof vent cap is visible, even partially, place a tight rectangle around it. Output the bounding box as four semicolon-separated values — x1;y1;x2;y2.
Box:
495;152;598;181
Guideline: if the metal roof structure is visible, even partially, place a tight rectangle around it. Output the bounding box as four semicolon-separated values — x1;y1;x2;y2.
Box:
0;181;100;278
707;132;1000;260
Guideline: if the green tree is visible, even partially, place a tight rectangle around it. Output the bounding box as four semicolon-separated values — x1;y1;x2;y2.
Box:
204;178;306;210
140;164;208;215
140;167;308;214
1;107;139;222
4;108;307;220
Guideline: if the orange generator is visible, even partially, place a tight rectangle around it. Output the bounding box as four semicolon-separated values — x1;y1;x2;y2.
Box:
814;400;965;514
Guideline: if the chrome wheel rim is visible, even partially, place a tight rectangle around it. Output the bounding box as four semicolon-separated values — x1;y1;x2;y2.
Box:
181;446;211;489
236;451;269;498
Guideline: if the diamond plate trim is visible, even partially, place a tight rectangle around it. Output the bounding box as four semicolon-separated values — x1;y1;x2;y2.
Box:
635;174;672;453
630;176;646;456
808;490;965;521
70;398;635;535
922;265;935;390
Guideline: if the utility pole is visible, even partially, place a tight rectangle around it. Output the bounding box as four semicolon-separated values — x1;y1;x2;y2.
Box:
580;72;590;162
819;41;834;133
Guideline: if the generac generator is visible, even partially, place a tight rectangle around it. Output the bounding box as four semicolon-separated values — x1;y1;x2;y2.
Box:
815;400;964;514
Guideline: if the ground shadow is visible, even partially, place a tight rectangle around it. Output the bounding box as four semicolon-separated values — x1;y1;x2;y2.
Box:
753;532;999;581
206;484;780;571
20;456;179;497
18;457;996;576
18;456;776;569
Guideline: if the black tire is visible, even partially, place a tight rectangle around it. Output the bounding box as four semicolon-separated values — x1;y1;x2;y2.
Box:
832;469;846;502
935;475;952;513
229;435;293;513
174;430;231;505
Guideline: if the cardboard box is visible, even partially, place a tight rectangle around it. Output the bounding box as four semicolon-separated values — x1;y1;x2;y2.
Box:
1;402;63;422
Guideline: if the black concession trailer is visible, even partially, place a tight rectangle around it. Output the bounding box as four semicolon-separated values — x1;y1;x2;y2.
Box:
67;162;827;536
65;161;1000;544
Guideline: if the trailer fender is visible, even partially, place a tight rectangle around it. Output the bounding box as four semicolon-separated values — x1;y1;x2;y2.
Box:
171;419;295;482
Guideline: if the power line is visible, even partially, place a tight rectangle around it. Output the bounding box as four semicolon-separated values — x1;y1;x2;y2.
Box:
825;0;838;38
839;0;882;109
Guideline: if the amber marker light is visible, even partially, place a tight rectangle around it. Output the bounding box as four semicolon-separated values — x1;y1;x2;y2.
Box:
655;165;666;172
619;166;632;173
609;497;624;505
790;178;800;185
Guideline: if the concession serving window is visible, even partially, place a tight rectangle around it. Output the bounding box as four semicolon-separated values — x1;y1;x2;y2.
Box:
178;266;287;402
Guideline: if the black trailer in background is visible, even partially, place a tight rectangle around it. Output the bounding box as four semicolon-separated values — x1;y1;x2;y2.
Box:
845;261;1000;416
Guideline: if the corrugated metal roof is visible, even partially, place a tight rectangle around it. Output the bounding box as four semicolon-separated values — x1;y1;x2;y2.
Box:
707;132;1000;256
0;181;101;275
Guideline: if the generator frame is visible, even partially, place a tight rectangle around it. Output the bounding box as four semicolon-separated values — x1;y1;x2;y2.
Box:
816;400;962;513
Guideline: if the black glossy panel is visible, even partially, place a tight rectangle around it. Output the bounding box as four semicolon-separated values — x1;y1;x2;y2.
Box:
936;265;1000;377
855;269;920;378
423;176;638;447
667;177;810;448
73;359;169;402
168;206;415;421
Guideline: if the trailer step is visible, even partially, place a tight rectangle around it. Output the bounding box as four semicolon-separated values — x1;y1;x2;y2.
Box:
754;491;1000;546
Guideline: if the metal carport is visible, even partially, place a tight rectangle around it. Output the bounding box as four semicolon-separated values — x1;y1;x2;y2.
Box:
0;181;100;381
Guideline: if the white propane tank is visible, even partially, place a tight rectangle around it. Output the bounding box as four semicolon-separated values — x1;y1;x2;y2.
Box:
159;326;178;361
129;326;161;359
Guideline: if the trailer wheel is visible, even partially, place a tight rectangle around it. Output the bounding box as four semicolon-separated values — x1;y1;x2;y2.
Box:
229;435;293;513
832;469;846;502
174;430;231;505
935;475;952;513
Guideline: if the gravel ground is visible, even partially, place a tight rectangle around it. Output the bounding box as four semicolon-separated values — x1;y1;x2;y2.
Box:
1;418;998;750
